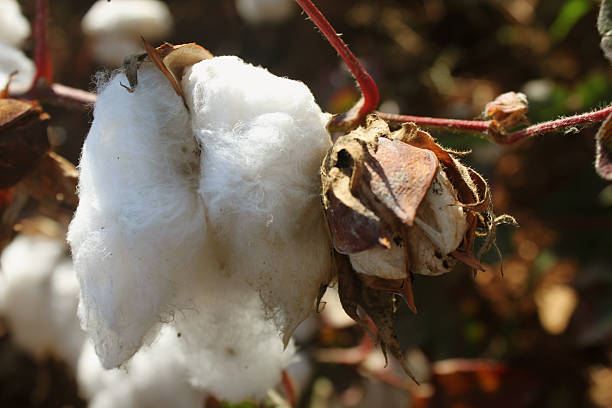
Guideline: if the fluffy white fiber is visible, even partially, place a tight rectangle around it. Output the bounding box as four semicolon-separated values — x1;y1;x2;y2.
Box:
82;0;173;66
0;0;31;47
0;235;85;369
79;327;205;408
0;41;35;94
69;55;333;400
235;0;296;25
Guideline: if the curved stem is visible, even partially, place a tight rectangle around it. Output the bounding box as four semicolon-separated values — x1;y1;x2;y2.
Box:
294;0;379;117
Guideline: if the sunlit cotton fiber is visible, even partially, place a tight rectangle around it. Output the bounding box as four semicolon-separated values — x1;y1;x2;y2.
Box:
69;55;333;400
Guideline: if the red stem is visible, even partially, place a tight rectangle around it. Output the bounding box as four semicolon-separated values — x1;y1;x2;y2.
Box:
377;105;612;144
33;0;53;86
294;0;379;116
281;370;297;407
499;105;612;144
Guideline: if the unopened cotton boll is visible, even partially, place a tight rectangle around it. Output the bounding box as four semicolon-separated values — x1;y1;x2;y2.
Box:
69;53;333;400
0;235;85;369
0;42;35;94
82;0;173;66
235;0;296;24
0;0;31;47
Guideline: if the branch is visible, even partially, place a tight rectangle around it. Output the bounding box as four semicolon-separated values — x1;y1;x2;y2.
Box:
20;83;97;108
377;105;612;144
294;0;379;131
32;0;53;87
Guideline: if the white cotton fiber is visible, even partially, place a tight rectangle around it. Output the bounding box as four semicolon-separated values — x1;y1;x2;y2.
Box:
235;0;296;25
78;327;205;408
82;0;173;66
183;56;333;342
0;0;31;47
0;235;85;369
173;270;296;402
0;42;35;94
68;63;207;368
70;53;333;400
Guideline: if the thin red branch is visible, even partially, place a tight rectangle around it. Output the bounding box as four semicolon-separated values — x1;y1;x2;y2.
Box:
21;83;97;107
499;105;612;144
32;0;53;87
377;105;612;144
281;370;297;407
294;0;379;117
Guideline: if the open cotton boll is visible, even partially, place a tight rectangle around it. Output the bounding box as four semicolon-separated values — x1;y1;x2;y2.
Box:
79;327;205;408
0;42;35;94
68;63;207;369
0;0;31;47
0;235;85;369
82;0;173;66
235;0;296;25
183;56;333;343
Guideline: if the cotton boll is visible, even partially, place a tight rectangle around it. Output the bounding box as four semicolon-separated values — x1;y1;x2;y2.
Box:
68;63;207;368
0;235;85;368
80;327;205;408
0;0;31;47
235;0;296;25
82;0;173;66
183;56;333;343
0;42;35;94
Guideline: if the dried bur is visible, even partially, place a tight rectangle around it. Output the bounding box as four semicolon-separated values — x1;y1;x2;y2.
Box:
0;78;77;249
321;115;514;382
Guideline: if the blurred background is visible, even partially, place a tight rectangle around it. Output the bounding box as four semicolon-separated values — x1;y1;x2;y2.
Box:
1;0;612;407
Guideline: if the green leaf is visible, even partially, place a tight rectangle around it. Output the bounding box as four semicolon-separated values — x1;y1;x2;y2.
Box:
549;0;593;41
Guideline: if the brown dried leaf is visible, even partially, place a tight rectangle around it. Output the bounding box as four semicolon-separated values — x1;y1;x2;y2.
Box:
595;111;612;180
335;253;419;383
0;99;50;188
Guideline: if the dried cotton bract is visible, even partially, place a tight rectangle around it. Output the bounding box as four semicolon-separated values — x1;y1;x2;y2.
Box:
69;48;333;400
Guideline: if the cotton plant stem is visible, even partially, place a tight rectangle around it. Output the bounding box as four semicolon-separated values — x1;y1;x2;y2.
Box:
33;0;53;86
281;370;297;407
294;0;379;118
377;105;612;144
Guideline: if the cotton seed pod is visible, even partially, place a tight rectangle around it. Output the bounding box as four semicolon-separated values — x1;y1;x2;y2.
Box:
321;116;494;381
0;98;50;188
68;42;333;400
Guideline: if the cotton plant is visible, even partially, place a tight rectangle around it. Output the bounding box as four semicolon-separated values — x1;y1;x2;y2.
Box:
82;0;173;66
0;0;34;94
68;0;514;399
